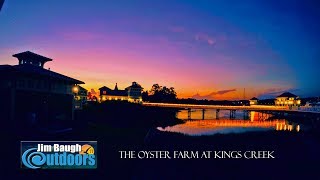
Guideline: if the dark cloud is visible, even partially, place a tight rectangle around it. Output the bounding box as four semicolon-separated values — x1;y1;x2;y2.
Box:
192;89;236;100
258;88;300;99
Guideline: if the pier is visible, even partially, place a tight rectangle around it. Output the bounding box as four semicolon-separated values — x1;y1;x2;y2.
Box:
143;103;320;120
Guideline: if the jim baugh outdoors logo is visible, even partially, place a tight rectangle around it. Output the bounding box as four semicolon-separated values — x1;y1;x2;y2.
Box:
21;141;97;169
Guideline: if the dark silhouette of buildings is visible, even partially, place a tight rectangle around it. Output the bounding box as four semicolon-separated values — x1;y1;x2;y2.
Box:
73;85;88;109
0;51;84;129
99;82;143;103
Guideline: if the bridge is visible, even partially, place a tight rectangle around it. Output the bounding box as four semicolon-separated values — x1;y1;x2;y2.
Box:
143;102;320;120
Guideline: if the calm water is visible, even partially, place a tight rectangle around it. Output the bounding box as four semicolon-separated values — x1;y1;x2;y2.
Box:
157;110;301;136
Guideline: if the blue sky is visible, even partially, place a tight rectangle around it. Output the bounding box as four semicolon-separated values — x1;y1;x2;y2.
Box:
0;0;319;99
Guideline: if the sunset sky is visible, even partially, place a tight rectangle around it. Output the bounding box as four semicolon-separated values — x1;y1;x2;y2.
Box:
0;0;319;100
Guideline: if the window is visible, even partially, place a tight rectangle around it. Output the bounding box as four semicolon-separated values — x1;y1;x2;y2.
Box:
17;80;25;88
37;80;41;89
103;91;106;95
28;80;34;88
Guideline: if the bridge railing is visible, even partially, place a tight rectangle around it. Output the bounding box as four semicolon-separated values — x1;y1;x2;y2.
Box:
298;106;320;112
142;102;288;109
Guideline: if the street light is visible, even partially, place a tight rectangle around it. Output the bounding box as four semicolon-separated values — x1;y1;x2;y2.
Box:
73;86;79;94
73;86;79;100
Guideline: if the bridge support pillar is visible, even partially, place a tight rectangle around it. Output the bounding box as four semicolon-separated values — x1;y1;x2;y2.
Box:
216;109;220;119
243;110;249;120
187;108;191;120
202;109;205;120
230;110;236;119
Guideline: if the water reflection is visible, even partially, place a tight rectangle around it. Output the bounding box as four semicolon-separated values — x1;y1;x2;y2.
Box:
158;110;301;136
176;109;273;120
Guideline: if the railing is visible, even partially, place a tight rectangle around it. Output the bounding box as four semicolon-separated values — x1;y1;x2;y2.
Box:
143;103;320;114
143;102;287;110
297;106;320;112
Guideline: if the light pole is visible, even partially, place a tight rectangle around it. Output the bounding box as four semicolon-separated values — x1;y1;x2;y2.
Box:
73;86;79;98
73;86;79;109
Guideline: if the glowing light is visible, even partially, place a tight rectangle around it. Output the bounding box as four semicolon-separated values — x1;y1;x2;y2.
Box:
296;125;300;132
279;124;283;130
115;97;118;100
102;96;106;101
109;97;112;100
73;86;79;93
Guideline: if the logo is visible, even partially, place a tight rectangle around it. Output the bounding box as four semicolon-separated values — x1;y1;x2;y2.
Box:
21;141;97;169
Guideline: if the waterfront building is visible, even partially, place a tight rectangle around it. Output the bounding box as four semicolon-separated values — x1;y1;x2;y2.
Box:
0;51;84;128
127;82;143;103
249;97;259;105
274;92;300;107
99;82;143;103
73;85;88;109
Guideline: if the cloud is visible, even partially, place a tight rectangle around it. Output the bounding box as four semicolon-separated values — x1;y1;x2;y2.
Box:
194;33;216;46
192;89;237;100
258;88;300;99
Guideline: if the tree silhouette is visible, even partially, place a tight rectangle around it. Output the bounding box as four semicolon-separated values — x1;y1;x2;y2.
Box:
144;84;177;102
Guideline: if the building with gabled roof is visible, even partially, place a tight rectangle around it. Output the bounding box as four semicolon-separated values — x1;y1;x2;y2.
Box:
99;82;143;103
249;97;259;105
0;51;84;131
274;92;300;107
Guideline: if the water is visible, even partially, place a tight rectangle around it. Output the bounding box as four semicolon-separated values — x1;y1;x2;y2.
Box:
157;110;301;136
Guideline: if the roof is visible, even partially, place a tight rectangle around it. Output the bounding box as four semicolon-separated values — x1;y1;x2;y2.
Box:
78;85;88;92
277;92;297;98
108;90;128;96
98;86;128;96
0;64;84;84
99;86;112;91
126;82;143;89
12;51;53;62
250;97;258;100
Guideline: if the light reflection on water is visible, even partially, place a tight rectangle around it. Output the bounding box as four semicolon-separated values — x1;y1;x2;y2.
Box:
176;109;272;120
157;110;300;136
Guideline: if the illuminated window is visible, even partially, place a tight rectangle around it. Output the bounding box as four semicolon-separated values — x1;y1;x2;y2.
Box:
103;91;106;95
